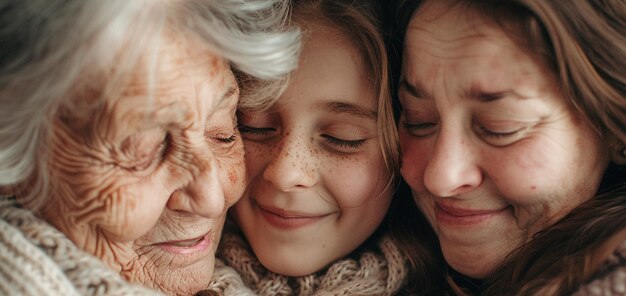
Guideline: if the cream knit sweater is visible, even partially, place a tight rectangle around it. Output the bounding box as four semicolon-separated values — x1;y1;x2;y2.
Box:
0;201;249;296
0;201;161;295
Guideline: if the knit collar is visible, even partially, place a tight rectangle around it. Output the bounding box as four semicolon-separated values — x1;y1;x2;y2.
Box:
0;201;161;295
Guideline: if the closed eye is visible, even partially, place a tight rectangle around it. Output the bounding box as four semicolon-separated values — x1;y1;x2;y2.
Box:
475;125;521;138
238;125;275;135
216;134;237;143
401;120;438;137
321;134;366;150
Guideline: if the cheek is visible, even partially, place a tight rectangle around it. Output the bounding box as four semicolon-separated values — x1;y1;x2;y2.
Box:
486;131;608;228
99;179;171;242
243;141;273;180
221;142;247;206
324;152;390;208
399;136;430;190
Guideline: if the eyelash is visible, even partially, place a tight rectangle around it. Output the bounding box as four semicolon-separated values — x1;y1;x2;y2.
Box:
216;134;237;143
238;125;275;135
239;125;366;150
401;120;438;137
321;135;366;149
474;125;520;138
402;118;523;143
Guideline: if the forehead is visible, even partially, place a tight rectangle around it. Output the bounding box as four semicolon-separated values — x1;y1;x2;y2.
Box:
403;2;553;91
279;23;375;108
407;2;518;58
128;33;232;98
112;33;236;122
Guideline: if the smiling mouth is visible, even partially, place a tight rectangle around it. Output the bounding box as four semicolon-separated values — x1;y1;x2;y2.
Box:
257;203;328;219
435;204;510;226
255;202;332;229
165;236;206;247
154;233;211;250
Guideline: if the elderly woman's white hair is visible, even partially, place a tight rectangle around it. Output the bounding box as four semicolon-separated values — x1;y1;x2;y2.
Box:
0;0;300;209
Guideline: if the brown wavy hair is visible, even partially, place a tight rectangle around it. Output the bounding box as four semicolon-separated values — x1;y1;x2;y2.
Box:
392;0;626;295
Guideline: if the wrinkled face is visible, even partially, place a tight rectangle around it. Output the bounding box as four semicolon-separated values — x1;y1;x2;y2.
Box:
231;24;392;276
44;34;245;295
399;2;610;279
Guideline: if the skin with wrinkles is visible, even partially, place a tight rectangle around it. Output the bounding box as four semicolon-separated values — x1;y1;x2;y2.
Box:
398;1;610;279
231;23;392;276
42;32;245;295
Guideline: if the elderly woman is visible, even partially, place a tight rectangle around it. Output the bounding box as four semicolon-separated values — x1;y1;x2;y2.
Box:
0;0;299;295
391;0;626;295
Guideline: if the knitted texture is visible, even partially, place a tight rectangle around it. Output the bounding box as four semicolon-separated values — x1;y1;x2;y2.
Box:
573;239;626;295
0;201;163;296
214;224;408;296
201;259;257;296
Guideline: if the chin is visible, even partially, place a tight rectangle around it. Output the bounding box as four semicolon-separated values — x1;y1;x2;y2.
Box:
259;251;331;277
124;255;215;295
444;252;502;279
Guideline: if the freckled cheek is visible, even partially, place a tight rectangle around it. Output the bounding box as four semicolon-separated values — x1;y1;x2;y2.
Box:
221;144;247;207
325;156;388;208
243;141;273;181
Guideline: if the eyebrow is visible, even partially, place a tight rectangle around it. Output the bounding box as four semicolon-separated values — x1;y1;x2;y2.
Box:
399;79;431;100
212;84;239;110
399;79;526;102
464;86;526;102
140;84;238;126
316;101;377;120
223;85;238;100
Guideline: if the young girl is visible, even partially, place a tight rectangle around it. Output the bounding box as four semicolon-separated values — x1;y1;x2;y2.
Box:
211;0;433;294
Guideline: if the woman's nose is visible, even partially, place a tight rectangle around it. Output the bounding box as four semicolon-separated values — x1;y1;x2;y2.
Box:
167;153;225;218
423;128;483;197
262;135;317;192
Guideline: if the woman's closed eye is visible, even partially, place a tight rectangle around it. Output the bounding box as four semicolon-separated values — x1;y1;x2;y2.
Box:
401;120;438;138
472;120;528;146
474;125;521;138
206;128;240;147
123;133;169;172
214;133;238;143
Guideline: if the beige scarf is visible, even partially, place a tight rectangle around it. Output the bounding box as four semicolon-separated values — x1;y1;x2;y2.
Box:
211;223;408;296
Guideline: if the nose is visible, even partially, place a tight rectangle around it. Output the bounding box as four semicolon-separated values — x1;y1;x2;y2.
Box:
262;134;317;192
167;153;225;218
423;127;483;197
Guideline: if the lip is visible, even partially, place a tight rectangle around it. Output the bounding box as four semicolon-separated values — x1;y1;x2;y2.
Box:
256;203;331;229
153;233;211;255
435;203;509;227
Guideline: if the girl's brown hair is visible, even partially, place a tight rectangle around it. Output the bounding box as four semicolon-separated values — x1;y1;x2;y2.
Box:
293;1;449;293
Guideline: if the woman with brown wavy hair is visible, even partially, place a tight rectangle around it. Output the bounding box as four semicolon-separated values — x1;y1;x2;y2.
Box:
392;0;626;294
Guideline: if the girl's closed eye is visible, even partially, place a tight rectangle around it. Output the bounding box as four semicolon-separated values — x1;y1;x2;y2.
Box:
319;123;372;153
321;134;367;152
238;124;277;141
238;125;275;135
